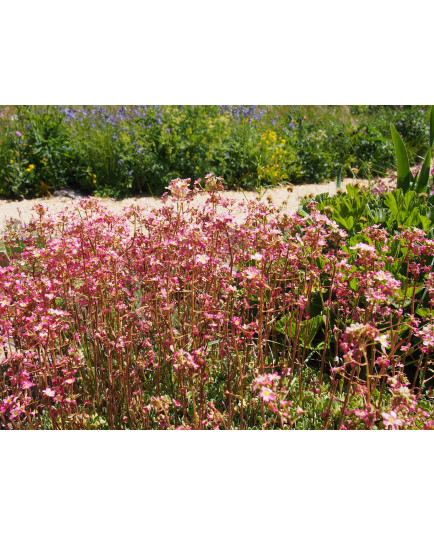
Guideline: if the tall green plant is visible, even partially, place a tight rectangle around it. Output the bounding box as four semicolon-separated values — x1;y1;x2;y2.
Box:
391;106;433;193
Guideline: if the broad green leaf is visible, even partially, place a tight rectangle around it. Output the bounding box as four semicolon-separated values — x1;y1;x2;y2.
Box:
349;278;359;291
418;214;432;232
402;190;416;214
416;308;432;318
276;314;324;348
383;190;401;219
404;207;421;228
391;123;412;192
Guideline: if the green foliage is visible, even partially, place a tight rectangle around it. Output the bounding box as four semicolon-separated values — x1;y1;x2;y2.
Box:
0;105;432;199
276;314;324;349
349;126;395;177
390;106;433;194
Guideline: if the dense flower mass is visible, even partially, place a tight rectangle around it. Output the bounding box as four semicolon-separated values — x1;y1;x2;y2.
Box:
1;178;434;429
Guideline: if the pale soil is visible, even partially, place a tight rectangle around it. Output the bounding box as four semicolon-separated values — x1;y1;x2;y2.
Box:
0;179;359;232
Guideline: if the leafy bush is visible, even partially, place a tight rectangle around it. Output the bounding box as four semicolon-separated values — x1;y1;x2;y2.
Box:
0;105;432;199
0;107;69;197
349;125;395;177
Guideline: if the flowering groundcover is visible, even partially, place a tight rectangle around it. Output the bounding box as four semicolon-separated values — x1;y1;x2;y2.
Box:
1;176;434;429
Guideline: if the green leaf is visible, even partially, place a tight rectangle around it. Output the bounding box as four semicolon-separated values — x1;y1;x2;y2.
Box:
418;214;432;232
391;123;412;192
430;105;434;148
276;314;324;348
416;308;431;318
415;148;431;193
383;190;402;220
404;206;421;228
402;190;416;214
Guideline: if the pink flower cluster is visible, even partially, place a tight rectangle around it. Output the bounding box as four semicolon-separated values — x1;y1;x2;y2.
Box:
1;179;434;429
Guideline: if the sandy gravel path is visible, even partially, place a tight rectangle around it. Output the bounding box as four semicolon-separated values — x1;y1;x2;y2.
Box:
0;179;358;232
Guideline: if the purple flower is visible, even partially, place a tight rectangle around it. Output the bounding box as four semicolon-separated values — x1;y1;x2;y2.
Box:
289;122;295;130
15;131;22;137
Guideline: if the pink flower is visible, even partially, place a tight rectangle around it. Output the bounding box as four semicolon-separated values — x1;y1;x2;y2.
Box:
15;131;22;137
375;355;390;368
251;252;263;261
382;411;404;430
64;378;75;385
43;388;56;398
244;266;260;280
195;254;210;265
10;405;24;419
232;316;242;327
21;380;35;390
349;243;375;253
258;387;276;403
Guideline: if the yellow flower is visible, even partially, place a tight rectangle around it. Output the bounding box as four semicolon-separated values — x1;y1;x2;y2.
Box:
10;159;14;164
92;174;97;178
93;179;97;184
26;164;35;172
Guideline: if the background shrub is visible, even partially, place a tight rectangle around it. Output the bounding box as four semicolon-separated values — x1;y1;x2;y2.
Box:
0;105;431;199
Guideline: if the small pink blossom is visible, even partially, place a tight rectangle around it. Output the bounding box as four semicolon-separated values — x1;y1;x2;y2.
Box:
244;266;260;280
195;254;210;265
349;243;375;253
43;388;56;398
251;252;263;261
64;378;75;385
382;411;404;430
258;387;276;403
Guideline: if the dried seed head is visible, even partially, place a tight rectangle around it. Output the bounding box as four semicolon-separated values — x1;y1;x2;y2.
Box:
359;217;367;223
323;206;334;215
419;192;429;200
337;188;344;195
